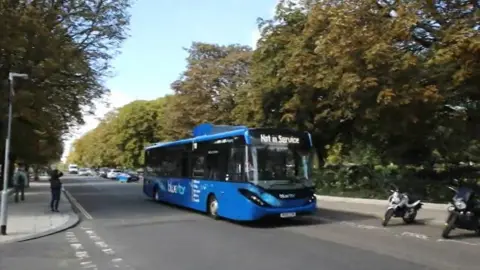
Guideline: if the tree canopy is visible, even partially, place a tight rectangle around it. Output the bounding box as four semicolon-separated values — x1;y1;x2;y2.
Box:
0;0;132;170
68;0;479;194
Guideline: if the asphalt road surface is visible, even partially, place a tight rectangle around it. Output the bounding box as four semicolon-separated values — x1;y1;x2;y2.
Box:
2;176;479;270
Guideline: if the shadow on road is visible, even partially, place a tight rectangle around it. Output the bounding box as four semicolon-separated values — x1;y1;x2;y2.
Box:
235;207;382;229
446;231;480;240
236;216;325;229
382;218;437;227
316;208;378;222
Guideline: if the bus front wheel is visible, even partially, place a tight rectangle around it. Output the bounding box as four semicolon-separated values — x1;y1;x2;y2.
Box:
207;195;219;219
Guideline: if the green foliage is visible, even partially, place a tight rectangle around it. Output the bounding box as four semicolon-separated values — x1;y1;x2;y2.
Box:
169;42;253;135
0;0;132;168
68;0;480;200
69;43;253;168
314;163;479;203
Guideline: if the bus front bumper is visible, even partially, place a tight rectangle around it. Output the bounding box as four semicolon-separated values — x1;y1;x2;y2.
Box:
250;201;317;220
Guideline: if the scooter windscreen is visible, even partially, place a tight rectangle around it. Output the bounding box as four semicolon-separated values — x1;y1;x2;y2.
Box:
453;187;474;202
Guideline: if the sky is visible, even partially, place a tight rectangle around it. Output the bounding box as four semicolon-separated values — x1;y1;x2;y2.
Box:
62;0;279;161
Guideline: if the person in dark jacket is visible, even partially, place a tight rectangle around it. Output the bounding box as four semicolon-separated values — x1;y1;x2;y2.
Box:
13;163;28;203
48;168;63;212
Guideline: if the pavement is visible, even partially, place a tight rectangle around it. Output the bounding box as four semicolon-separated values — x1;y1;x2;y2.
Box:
1;176;479;270
0;181;80;245
0;188;14;199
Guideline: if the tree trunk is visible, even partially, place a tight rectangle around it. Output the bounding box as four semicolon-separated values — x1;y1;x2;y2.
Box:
25;163;31;188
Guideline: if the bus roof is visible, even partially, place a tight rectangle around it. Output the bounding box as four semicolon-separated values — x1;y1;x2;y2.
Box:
145;128;248;150
145;124;313;150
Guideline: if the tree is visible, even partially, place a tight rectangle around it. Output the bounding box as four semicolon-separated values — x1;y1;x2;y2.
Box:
242;0;335;160
247;0;480;164
109;100;165;168
169;42;252;136
67;97;175;168
67;111;120;167
0;0;132;184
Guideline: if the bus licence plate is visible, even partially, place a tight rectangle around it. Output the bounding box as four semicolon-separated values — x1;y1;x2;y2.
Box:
280;212;296;218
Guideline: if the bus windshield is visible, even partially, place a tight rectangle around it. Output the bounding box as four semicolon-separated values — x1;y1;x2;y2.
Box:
248;144;313;189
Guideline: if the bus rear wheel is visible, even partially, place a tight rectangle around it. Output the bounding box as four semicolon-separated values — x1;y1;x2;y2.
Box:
208;195;219;219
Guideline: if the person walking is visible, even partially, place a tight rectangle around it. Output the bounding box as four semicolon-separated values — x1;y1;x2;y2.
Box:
13;163;27;203
49;168;64;212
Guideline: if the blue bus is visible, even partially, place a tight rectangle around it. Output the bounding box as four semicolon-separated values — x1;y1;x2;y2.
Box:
143;123;317;221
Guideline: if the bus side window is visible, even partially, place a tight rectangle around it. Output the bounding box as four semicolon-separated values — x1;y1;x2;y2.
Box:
191;156;205;179
205;150;227;181
145;150;153;176
228;148;244;182
181;151;189;178
151;148;163;177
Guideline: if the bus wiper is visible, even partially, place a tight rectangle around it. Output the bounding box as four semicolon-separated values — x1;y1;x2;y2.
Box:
268;181;297;188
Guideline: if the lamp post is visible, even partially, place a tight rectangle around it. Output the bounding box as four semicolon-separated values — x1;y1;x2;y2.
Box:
0;72;28;235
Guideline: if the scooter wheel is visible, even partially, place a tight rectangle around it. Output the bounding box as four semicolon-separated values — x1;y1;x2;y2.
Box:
442;213;456;239
382;208;394;227
402;210;417;224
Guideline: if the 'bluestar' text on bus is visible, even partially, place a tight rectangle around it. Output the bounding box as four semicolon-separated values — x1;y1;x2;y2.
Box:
168;183;186;195
260;134;300;144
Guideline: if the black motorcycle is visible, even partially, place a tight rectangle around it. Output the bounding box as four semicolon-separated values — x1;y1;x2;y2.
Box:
442;181;480;238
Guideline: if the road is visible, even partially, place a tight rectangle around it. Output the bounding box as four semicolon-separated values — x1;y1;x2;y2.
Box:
2;176;479;270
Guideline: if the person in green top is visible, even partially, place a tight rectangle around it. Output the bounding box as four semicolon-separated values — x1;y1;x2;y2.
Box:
13;163;27;203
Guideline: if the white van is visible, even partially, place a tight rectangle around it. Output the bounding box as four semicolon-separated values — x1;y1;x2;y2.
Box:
68;164;79;174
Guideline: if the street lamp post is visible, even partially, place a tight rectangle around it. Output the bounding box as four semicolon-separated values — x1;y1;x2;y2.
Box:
0;72;28;235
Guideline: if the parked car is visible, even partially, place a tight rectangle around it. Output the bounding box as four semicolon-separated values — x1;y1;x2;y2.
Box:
107;169;122;179
78;168;94;176
68;164;79;174
116;171;139;182
78;168;89;176
98;168;109;178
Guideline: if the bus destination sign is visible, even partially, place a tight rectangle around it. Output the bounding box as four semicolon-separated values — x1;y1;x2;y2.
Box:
260;134;300;144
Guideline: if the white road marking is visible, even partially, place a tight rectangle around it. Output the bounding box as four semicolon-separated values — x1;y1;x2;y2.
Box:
89;235;101;241
65;232;79;243
70;243;83;250
63;188;93;220
95;241;108;248
75;251;90;259
399;232;429;240
102;248;115;255
81;263;98;269
313;216;480;247
340;221;388;231
78;227;136;269
65;231;98;270
437;238;479;246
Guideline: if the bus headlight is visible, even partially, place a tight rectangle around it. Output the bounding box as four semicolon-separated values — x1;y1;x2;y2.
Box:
238;189;270;207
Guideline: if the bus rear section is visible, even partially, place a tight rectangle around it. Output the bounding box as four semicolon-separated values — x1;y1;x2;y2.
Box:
143;124;317;221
